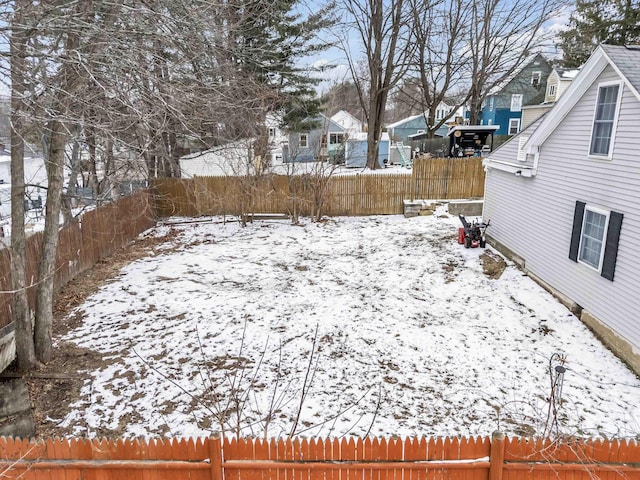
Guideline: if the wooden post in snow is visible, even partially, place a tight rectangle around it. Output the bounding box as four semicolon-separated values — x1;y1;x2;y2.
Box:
489;431;505;480
210;435;224;480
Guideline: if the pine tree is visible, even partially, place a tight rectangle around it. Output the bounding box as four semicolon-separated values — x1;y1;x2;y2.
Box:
560;0;640;68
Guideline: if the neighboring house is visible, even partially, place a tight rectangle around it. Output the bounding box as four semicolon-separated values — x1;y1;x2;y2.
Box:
283;114;346;163
482;44;640;375
330;110;365;136
386;106;451;144
266;113;287;147
0;151;48;221
482;54;552;135
344;132;390;168
180;140;256;177
521;67;580;129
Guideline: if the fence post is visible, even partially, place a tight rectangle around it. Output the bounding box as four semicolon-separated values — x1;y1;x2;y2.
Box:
210;435;224;480
489;431;505;480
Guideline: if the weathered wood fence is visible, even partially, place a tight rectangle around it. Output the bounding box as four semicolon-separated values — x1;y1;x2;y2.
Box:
153;157;486;218
1;433;639;480
0;191;156;370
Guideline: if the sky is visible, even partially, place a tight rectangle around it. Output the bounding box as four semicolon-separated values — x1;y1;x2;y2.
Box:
301;1;575;96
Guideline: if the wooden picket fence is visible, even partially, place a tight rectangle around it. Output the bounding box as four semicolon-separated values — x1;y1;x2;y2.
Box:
0;191;156;370
152;157;485;218
1;434;639;480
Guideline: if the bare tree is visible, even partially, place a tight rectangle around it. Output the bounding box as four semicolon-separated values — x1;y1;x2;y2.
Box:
1;0;333;371
9;0;37;371
34;0;90;362
342;0;414;169
465;0;561;124
407;0;470;137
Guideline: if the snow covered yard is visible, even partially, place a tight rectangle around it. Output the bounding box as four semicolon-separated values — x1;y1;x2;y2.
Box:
56;208;640;439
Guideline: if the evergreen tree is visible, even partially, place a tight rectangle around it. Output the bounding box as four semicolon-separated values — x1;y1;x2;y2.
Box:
560;0;640;67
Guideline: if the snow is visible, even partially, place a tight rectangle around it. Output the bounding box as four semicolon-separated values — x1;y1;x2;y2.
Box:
57;207;640;440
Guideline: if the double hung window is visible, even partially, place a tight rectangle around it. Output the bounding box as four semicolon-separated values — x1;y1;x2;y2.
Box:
589;83;621;157
569;201;624;281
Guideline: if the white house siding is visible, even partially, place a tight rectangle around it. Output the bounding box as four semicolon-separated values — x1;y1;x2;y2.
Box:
557;80;573;100
484;64;640;354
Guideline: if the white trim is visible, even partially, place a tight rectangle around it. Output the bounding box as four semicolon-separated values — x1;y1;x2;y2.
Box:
587;80;623;160
578;205;610;273
548;84;556;97
531;71;542;87
510;94;523;112
482;158;534;177
517;136;529;162
508;118;521;135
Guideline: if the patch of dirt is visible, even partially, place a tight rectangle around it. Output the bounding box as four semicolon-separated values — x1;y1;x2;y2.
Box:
18;228;180;439
480;250;507;280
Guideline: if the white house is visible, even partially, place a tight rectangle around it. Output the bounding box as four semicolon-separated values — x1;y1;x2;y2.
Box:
482;44;640;375
330;110;365;136
521;67;580;129
180;140;256;177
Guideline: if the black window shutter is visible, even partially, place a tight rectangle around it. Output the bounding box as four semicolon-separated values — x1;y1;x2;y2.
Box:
569;201;585;262
601;211;623;281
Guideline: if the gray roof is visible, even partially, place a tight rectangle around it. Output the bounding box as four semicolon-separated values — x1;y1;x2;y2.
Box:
600;44;640;94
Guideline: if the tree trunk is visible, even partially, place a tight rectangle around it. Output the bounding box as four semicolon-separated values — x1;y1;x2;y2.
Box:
34;119;67;363
366;89;388;169
10;0;37;372
86;125;100;199
34;4;84;364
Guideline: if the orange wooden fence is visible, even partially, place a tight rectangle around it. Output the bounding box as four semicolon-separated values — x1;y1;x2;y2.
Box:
1;434;639;480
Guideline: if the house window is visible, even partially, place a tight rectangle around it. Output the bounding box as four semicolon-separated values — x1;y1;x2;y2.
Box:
579;208;608;269
569;201;624;281
531;71;541;87
589;83;621;157
299;134;308;148
489;97;494;111
329;133;344;144
508;118;520;135
548;84;556;97
510;94;523;112
268;127;277;139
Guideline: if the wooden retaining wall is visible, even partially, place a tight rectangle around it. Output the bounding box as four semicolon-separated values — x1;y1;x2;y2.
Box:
1;434;639;479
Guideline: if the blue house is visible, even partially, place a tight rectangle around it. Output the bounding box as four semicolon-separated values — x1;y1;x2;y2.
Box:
283;114;346;163
344;132;390;168
386;107;451;144
481;54;552;135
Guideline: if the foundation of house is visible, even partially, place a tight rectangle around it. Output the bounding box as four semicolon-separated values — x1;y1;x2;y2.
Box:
487;234;640;378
